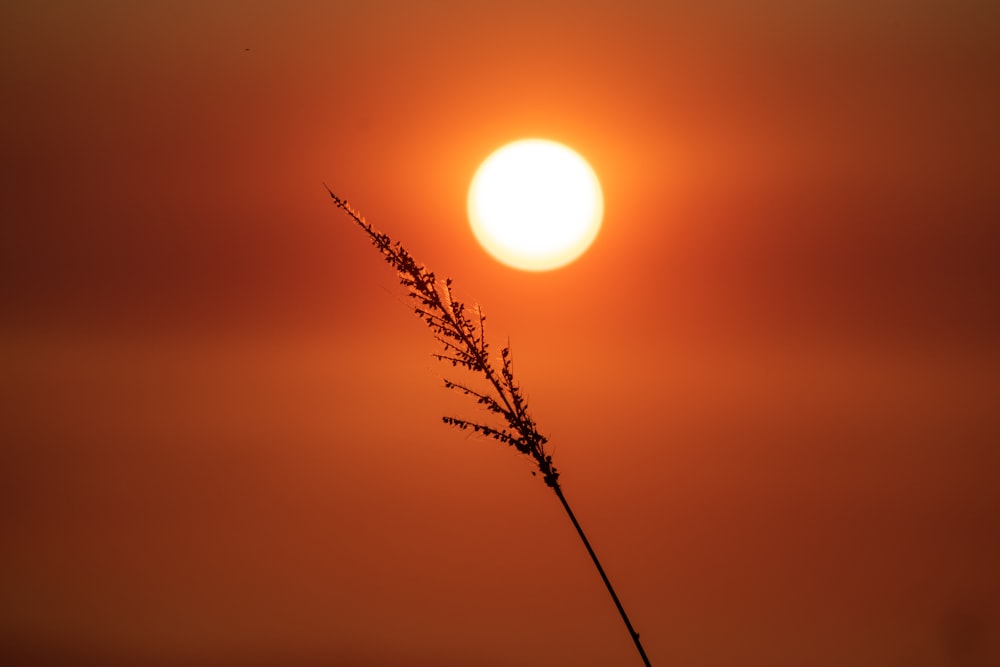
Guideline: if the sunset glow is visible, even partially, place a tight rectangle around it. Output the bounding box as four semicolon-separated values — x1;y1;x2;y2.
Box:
3;2;998;666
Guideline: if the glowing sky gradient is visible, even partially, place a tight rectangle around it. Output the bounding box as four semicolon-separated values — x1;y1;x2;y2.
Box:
2;1;998;665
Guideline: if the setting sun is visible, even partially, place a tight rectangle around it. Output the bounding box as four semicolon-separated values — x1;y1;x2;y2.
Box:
468;139;604;271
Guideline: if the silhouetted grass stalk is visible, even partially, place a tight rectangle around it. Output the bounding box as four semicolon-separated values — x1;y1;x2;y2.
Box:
326;186;652;667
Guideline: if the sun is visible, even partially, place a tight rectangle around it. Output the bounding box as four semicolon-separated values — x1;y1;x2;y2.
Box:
468;139;604;271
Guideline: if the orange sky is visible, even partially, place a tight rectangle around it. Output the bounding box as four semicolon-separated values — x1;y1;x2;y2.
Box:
2;1;999;665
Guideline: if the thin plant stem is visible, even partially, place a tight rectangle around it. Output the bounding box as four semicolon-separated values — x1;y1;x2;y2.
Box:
325;186;653;666
553;484;653;667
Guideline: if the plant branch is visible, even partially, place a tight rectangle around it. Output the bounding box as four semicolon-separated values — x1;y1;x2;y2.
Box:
325;185;653;665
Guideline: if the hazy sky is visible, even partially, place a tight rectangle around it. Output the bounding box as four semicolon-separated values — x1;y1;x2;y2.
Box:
2;1;998;665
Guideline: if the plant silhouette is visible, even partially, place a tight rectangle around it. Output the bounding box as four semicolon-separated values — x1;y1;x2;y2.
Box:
326;185;653;667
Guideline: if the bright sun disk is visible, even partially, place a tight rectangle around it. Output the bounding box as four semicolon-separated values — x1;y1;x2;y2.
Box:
468;139;603;271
